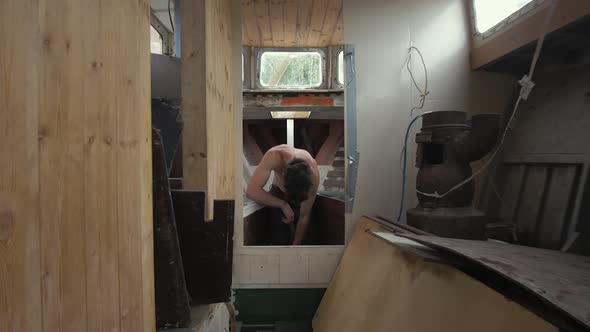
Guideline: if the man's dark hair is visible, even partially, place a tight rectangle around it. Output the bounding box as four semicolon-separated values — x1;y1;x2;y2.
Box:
284;158;313;203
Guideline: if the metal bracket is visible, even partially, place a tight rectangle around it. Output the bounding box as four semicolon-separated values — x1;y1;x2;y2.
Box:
344;44;359;213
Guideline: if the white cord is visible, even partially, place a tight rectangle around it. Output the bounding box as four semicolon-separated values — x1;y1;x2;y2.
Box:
416;0;559;199
400;46;429;171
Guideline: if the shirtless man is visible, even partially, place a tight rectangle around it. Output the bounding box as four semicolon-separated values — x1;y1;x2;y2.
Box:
246;145;319;245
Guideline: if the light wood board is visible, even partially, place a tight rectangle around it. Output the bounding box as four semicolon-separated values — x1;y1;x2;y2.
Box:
242;0;343;47
182;0;236;219
1;1;154;331
313;216;557;332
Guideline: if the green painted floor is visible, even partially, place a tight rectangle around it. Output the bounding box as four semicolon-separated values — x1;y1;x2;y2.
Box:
234;288;325;332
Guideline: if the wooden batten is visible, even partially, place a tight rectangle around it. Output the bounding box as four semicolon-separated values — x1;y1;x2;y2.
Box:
181;0;235;219
0;1;154;331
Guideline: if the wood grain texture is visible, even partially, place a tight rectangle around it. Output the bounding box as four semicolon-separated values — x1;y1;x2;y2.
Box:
313;217;557;332
182;0;235;219
397;233;590;330
0;1;42;331
1;1;154;331
242;0;343;47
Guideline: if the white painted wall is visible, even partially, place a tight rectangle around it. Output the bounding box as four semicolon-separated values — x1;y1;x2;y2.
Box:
344;0;515;234
232;0;516;289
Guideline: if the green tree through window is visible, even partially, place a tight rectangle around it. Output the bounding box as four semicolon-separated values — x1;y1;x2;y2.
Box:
260;52;322;89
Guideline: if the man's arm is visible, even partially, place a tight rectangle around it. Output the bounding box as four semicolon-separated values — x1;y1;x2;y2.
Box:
292;188;317;245
246;150;294;222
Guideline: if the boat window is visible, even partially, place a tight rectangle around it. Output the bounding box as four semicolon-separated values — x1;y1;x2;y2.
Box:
259;51;323;89
150;25;163;54
337;50;344;86
472;0;536;34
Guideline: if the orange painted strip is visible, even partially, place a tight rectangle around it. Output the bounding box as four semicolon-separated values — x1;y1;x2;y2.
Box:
280;95;334;106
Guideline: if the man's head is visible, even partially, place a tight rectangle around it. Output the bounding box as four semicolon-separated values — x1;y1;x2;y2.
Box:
284;158;313;203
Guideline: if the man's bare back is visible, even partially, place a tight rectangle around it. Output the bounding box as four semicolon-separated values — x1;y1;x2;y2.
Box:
269;145;320;192
246;145;319;245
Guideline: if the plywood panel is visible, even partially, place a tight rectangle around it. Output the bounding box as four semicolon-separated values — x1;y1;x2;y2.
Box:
182;0;235;218
1;1;154;331
313;217;557;332
242;0;343;47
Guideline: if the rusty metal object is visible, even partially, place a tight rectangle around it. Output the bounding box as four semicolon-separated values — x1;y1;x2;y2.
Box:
152;128;191;329
408;111;500;239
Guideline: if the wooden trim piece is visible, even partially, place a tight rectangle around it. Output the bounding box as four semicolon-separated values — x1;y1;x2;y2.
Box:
182;0;235;219
471;1;590;69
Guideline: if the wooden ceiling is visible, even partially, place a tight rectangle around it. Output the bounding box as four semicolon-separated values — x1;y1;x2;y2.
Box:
242;0;343;47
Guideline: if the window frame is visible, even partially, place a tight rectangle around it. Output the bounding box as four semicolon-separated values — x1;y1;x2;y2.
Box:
253;47;329;91
150;10;175;55
470;0;545;40
331;46;345;89
150;25;164;54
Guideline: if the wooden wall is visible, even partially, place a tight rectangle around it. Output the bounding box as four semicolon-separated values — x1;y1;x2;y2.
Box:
182;0;235;219
0;1;154;331
242;0;343;47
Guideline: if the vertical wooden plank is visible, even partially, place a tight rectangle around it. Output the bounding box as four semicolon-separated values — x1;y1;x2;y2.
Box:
331;6;344;45
39;0;87;330
283;0;298;47
319;0;341;46
270;0;285;46
516;166;549;245
83;0;121;330
296;0;314;46
499;164;526;223
0;1;42;331
255;0;273;46
117;1;154;331
536;166;578;249
182;0;208;194
307;0;329;46
242;0;262;46
183;0;235;219
206;0;236;217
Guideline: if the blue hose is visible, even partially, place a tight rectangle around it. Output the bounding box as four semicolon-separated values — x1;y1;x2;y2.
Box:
396;112;433;222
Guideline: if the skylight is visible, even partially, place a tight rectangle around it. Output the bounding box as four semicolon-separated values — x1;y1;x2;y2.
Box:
473;0;536;33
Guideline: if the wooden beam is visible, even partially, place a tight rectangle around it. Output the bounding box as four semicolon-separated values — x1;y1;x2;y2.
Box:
182;0;235;219
472;1;590;69
0;1;154;331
